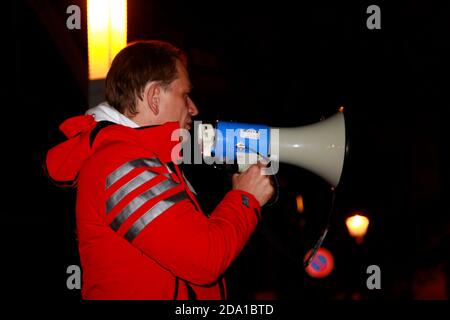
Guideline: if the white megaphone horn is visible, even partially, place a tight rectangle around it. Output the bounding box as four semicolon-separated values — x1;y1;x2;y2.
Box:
273;109;347;187
198;108;348;188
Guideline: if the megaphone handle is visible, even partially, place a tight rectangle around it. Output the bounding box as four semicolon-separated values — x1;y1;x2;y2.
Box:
219;161;279;207
243;147;279;207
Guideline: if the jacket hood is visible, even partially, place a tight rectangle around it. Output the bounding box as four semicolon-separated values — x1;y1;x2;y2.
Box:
45;107;182;188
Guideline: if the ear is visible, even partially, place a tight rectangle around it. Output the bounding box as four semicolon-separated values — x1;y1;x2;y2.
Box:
145;82;161;115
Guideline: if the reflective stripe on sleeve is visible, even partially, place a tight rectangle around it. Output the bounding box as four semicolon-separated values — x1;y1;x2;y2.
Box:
106;170;159;214
110;179;179;231
106;158;163;189
124;191;188;242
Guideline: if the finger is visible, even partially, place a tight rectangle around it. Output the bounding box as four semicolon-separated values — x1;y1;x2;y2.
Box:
257;160;268;168
247;164;260;174
257;157;270;167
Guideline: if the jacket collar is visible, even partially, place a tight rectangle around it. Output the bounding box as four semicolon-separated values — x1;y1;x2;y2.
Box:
86;103;184;163
86;102;140;128
133;121;183;163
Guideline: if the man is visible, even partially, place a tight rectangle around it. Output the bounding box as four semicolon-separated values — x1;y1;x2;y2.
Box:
45;40;274;299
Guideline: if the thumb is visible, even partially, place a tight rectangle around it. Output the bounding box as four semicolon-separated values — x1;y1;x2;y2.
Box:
257;160;269;168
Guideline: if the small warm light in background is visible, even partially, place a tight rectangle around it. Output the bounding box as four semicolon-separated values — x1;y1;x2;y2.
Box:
338;106;345;112
296;194;304;214
88;0;127;80
346;213;370;244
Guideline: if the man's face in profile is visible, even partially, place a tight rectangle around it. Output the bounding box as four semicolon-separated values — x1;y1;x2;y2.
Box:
157;60;198;130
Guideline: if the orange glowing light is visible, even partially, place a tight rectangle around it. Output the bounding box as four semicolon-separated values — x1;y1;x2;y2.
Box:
346;214;370;243
296;195;304;214
88;0;127;80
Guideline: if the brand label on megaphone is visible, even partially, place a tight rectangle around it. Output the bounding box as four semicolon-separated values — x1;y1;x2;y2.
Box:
239;128;261;139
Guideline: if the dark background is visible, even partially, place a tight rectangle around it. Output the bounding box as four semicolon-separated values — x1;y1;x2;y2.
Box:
9;0;449;302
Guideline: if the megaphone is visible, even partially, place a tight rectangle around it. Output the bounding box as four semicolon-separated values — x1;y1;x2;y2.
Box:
197;109;348;188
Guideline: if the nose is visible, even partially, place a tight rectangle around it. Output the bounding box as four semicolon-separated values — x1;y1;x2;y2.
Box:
188;98;199;116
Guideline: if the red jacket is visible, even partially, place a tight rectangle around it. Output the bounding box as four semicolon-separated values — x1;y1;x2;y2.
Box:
45;115;261;300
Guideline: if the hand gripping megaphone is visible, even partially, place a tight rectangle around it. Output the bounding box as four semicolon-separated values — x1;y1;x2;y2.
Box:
198;109;348;188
